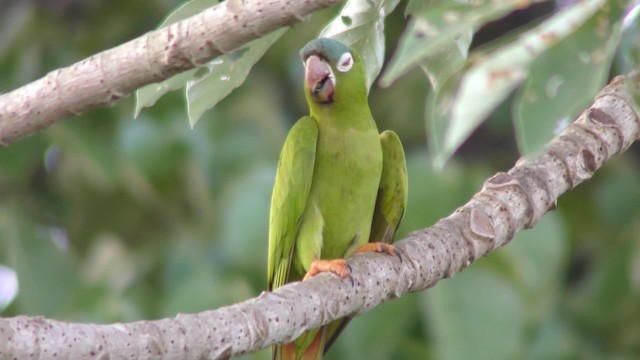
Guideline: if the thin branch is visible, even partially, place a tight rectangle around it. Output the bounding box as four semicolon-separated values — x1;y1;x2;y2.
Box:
1;74;638;359
0;0;341;146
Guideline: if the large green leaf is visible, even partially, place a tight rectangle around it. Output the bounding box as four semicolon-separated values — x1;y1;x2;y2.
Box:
420;29;472;94
619;4;640;113
421;212;567;359
527;315;581;358
218;166;274;277
185;27;287;126
422;266;526;360
595;163;640;229
398;150;487;237
0;205;80;316
134;0;218;118
161;238;255;316
135;0;285;126
429;0;608;167
619;4;640;71
497;213;568;318
328;296;418;360
514;0;625;155
0;264;18;312
320;0;400;90
381;0;547;87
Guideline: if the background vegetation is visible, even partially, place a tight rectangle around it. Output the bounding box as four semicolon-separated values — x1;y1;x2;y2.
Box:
1;0;640;359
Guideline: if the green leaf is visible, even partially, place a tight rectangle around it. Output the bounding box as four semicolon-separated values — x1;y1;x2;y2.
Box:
135;69;199;118
381;0;547;87
595;164;640;228
134;0;285;125
497;213;568;315
161;239;255;316
575;237;637;332
0;205;79;316
617;3;640;74
420;29;472;93
320;0;401;90
421;212;567;359
329;296;418;360
186;27;287;126
218;166;274;276
620;4;640;114
514;0;625;155
422;266;526;360
430;0;608;167
134;0;219;118
425;73;463;169
528;315;581;359
0;264;18;312
398;151;473;236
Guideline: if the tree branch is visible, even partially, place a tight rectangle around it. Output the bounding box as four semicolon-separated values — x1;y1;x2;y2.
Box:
1;74;638;359
0;0;341;146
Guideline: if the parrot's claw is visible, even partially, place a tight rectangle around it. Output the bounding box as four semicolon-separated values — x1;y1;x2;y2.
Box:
353;242;403;263
304;259;353;285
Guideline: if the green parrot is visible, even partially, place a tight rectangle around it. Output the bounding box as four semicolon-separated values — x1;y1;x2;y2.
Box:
267;38;408;360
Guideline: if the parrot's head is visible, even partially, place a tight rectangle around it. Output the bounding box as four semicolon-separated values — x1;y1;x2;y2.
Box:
300;38;366;108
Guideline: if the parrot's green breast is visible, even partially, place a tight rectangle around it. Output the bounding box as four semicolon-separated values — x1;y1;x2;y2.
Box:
268;37;408;360
293;118;382;276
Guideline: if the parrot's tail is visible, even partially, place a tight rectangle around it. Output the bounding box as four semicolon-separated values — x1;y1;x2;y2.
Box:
272;326;327;360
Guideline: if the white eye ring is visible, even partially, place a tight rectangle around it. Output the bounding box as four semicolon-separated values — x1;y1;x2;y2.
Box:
336;52;354;72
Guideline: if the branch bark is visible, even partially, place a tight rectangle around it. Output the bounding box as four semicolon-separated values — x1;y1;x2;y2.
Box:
0;0;340;146
1;74;638;359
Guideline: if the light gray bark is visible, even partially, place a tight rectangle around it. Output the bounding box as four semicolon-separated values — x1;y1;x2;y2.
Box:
0;0;340;146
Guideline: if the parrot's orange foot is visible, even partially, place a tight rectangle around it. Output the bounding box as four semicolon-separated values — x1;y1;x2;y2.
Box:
303;259;352;283
353;242;403;262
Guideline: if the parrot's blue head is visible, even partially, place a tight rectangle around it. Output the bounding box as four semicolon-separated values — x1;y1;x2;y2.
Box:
300;38;366;106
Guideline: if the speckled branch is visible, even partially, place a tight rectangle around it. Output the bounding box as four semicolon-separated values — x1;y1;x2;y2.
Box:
0;0;340;146
1;74;639;359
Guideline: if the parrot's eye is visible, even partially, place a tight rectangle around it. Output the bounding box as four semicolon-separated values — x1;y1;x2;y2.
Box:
336;52;354;72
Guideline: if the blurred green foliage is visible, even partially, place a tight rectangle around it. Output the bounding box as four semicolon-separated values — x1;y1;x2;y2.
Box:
1;1;640;359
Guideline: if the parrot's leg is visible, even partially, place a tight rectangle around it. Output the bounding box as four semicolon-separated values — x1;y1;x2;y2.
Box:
353;243;402;262
303;259;352;281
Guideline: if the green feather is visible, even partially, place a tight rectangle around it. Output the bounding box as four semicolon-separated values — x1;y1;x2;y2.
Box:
268;38;408;360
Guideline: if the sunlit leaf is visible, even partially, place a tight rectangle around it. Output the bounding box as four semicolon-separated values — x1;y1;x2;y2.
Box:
135;69;199;118
0;264;18;312
618;2;640;73
320;0;401;90
620;4;640;113
514;0;625;155
431;0;607;167
0;205;79;316
420;29;472;93
381;0;547;87
186;27;287;126
134;0;218;118
425;73;463;169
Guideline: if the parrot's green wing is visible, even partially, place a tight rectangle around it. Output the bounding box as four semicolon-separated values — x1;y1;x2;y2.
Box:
369;130;408;243
324;130;408;353
268;116;318;291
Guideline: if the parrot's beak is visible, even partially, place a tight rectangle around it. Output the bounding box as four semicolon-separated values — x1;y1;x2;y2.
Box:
304;55;335;104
